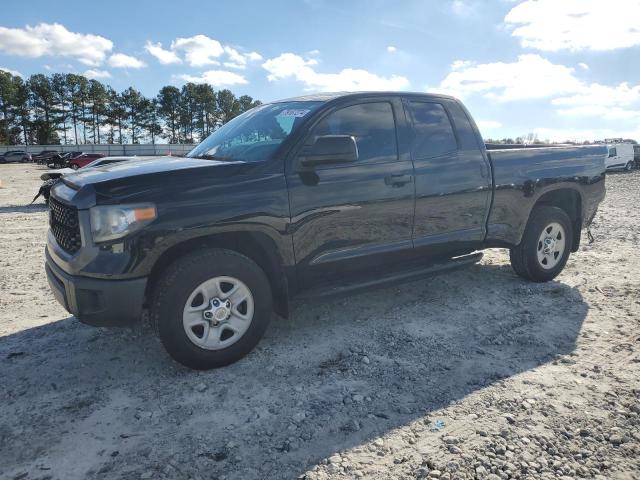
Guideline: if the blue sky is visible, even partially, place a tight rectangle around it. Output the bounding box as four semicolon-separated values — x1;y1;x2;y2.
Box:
1;0;639;141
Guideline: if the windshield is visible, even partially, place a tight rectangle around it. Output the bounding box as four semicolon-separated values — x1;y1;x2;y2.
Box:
187;101;323;162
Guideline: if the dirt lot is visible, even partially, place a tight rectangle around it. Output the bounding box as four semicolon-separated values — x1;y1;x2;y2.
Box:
0;163;638;480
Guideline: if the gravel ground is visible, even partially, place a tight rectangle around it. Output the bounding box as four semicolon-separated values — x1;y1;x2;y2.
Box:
0;163;639;480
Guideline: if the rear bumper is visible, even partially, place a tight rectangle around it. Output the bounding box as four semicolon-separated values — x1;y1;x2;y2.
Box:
45;249;147;327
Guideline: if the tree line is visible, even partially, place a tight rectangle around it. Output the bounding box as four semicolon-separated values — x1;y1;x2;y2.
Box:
485;133;637;145
0;70;261;146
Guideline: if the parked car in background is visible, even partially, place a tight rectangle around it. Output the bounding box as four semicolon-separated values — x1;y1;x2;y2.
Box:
33;150;60;164
0;150;32;163
67;153;104;169
47;152;73;169
46;152;92;169
45;92;607;369
606;143;635;171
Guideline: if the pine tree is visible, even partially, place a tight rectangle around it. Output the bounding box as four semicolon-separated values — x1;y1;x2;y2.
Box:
28;74;57;144
156;86;181;143
0;71;16;144
88;80;108;144
216;89;241;125
141;98;162;144
51;74;70;145
121;87;146;144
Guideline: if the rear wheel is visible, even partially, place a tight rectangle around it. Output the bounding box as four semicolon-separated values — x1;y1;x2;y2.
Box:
151;248;272;369
625;162;632;171
509;206;573;282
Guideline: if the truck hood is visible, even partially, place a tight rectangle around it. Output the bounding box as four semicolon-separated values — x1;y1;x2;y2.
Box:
63;156;239;188
53;155;273;208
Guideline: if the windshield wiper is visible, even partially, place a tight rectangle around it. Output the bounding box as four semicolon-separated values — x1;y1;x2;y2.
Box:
192;154;235;161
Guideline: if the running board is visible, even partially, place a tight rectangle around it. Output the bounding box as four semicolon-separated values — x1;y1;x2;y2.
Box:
297;252;483;299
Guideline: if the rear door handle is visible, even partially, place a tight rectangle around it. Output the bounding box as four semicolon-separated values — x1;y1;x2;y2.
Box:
384;174;413;187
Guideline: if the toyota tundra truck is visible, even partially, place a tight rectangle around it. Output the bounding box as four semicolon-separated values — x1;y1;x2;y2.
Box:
45;92;606;369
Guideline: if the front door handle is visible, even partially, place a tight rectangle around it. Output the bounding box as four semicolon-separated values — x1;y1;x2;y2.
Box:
384;174;413;187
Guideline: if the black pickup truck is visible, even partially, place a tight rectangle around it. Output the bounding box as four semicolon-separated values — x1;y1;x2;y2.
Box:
45;92;606;369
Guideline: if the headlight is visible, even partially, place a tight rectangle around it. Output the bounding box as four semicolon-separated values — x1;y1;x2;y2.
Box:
90;204;157;243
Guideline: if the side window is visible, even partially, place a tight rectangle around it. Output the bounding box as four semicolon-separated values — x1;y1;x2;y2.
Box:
308;102;398;163
444;100;481;150
407;101;457;159
609;148;617;157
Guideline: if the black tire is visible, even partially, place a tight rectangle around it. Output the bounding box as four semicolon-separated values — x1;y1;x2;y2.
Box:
625;162;632;172
509;206;573;282
151;248;272;369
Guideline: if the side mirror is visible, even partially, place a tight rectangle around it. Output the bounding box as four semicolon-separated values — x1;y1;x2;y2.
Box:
299;135;359;167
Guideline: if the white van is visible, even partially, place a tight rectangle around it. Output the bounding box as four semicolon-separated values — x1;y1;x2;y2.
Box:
605;143;635;171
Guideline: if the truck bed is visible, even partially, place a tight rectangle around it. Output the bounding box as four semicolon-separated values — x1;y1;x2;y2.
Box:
484;144;607;247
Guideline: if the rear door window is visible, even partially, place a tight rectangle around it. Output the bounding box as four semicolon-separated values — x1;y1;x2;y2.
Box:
308;102;398;163
407;101;457;159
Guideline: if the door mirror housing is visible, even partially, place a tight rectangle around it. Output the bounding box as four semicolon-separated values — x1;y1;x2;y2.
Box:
300;135;359;167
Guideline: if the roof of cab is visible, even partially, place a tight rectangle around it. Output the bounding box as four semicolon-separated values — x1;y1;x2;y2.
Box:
273;91;457;103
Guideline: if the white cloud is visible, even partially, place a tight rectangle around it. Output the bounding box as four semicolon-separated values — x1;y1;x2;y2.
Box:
552;82;640;120
176;70;248;87
222;46;263;69
83;69;111;79
144;41;181;64
172;35;224;67
386;45;397;53
245;51;263;62
0;23;112;66
434;54;581;101
262;52;410;91
108;53;146;69
450;60;474;71
146;35;262;70
505;0;640;51
435;54;640;122
578;63;589;71
0;67;22;77
451;0;473;16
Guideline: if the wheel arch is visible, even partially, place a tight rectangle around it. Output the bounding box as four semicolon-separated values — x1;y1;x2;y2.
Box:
528;186;583;252
145;231;290;318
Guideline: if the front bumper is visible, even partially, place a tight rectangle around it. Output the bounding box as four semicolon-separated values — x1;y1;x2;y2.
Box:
45;249;147;327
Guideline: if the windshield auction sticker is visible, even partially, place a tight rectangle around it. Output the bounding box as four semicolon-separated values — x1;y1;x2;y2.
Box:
278;109;311;117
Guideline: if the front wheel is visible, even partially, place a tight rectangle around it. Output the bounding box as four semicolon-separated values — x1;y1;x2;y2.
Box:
151;248;273;369
510;206;573;282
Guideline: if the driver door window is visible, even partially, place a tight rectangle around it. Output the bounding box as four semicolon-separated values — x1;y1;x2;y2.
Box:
305;102;398;165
